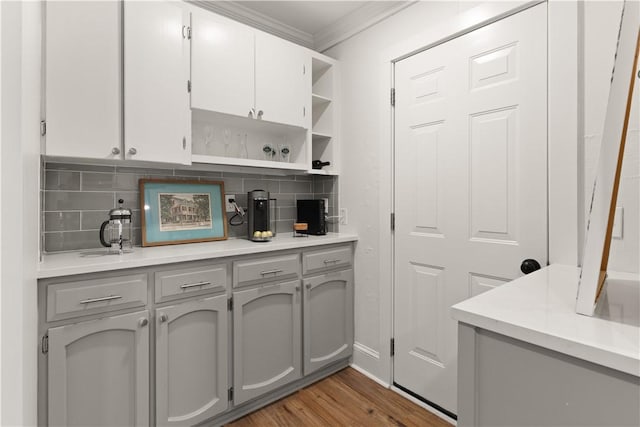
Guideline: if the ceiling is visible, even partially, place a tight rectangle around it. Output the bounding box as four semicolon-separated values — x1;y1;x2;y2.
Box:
191;1;414;52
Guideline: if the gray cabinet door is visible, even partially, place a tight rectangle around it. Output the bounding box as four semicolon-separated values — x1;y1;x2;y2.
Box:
155;295;228;426
303;269;354;375
48;310;150;426
233;280;301;404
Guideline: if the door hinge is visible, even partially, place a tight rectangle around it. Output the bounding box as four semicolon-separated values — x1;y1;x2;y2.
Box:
187;80;191;93
303;64;306;75
390;88;395;107
40;120;46;136
228;387;234;401
41;333;49;354
228;297;233;311
390;212;395;231
390;338;395;357
187;26;192;40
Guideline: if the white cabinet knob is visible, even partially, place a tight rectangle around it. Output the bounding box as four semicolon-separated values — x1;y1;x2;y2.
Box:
111;147;121;155
128;147;137;155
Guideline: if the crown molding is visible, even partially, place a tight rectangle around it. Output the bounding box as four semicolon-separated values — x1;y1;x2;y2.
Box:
313;1;416;52
188;1;315;49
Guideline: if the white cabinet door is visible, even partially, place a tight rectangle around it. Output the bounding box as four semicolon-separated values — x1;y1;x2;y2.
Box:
394;4;547;414
303;269;353;375
48;310;150;426
191;9;254;118
255;32;311;129
233;280;301;404
124;1;191;164
156;295;228;426
45;1;121;159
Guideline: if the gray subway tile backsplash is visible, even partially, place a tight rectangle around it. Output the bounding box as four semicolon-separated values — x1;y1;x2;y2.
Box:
45;170;81;191
42;161;338;252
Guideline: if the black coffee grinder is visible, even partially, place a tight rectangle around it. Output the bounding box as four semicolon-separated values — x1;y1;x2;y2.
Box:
247;190;273;241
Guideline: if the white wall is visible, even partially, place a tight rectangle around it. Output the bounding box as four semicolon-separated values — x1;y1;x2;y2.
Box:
582;1;639;274
0;1;41;424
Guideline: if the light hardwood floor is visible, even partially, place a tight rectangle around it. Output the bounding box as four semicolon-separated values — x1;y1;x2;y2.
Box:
226;367;453;426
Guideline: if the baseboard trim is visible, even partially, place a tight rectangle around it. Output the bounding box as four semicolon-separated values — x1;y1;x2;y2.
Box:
353;341;380;360
349;363;390;388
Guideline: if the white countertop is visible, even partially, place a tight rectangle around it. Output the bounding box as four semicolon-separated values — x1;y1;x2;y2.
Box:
451;264;640;377
38;233;358;279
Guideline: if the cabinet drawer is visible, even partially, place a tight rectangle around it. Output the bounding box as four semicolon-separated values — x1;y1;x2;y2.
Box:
47;273;147;322
302;245;352;275
155;264;227;303
233;254;299;288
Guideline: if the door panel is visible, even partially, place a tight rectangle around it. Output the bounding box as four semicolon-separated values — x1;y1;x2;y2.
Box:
48;310;149;426
191;9;255;117
394;4;547;414
233;280;301;404
156;295;228;425
124;1;191;164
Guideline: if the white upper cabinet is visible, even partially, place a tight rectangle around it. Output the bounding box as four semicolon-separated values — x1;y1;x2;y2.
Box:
190;11;310;130
45;1;121;159
124;1;191;165
191;9;255;118
255;32;311;129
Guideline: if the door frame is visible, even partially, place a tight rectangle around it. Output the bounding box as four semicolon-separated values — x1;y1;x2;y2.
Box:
360;0;580;394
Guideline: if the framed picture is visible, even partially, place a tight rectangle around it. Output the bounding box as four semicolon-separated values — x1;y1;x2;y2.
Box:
139;179;228;246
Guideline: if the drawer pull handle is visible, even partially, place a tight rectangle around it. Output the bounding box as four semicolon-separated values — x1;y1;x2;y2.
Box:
79;295;122;304
260;269;283;276
323;259;341;264
180;281;211;289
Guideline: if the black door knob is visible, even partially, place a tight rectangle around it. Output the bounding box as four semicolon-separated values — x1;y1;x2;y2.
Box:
520;259;542;275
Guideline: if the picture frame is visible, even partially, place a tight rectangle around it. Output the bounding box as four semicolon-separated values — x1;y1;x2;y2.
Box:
577;1;639;316
139;179;228;247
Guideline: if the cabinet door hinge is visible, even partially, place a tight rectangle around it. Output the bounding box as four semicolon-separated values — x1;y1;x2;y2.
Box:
390;212;395;231
187;80;191;93
390;88;395;107
182;137;187;150
303;64;306;75
390;338;395;357
41;333;49;354
228;387;234;401
40;120;47;136
187;26;192;40
228;297;233;311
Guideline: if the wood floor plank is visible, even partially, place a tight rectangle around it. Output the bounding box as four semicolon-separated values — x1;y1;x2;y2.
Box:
226;368;453;427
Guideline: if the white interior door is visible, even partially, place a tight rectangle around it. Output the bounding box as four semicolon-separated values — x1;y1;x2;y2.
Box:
393;4;547;415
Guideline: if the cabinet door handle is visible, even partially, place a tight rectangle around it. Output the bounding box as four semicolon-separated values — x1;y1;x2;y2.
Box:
295;285;301;292
128;147;137;155
260;269;283;276
79;295;122;304
138;318;148;327
180;281;211;289
323;259;340;264
306;283;312;289
111;147;121;155
159;313;169;323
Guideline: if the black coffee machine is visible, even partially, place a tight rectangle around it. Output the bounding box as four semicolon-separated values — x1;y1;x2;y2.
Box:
247;190;273;241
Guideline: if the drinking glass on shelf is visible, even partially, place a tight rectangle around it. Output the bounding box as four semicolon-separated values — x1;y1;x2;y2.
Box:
223;129;231;157
262;143;276;161
239;133;249;159
278;144;291;163
203;125;214;155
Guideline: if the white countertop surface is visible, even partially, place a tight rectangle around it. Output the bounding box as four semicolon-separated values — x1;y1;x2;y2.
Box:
38;233;358;279
451;264;640;377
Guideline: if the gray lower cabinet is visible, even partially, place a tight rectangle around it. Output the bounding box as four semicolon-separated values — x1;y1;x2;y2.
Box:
303;269;354;375
155;295;228;426
233;279;302;405
47;309;150;426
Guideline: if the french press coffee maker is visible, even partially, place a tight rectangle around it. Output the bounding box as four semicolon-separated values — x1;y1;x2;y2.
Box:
99;199;133;254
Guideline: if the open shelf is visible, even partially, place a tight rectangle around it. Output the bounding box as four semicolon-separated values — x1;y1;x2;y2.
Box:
312;93;332;107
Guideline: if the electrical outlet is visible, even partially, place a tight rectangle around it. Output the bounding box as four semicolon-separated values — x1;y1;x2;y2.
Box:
340;208;347;225
225;195;236;213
